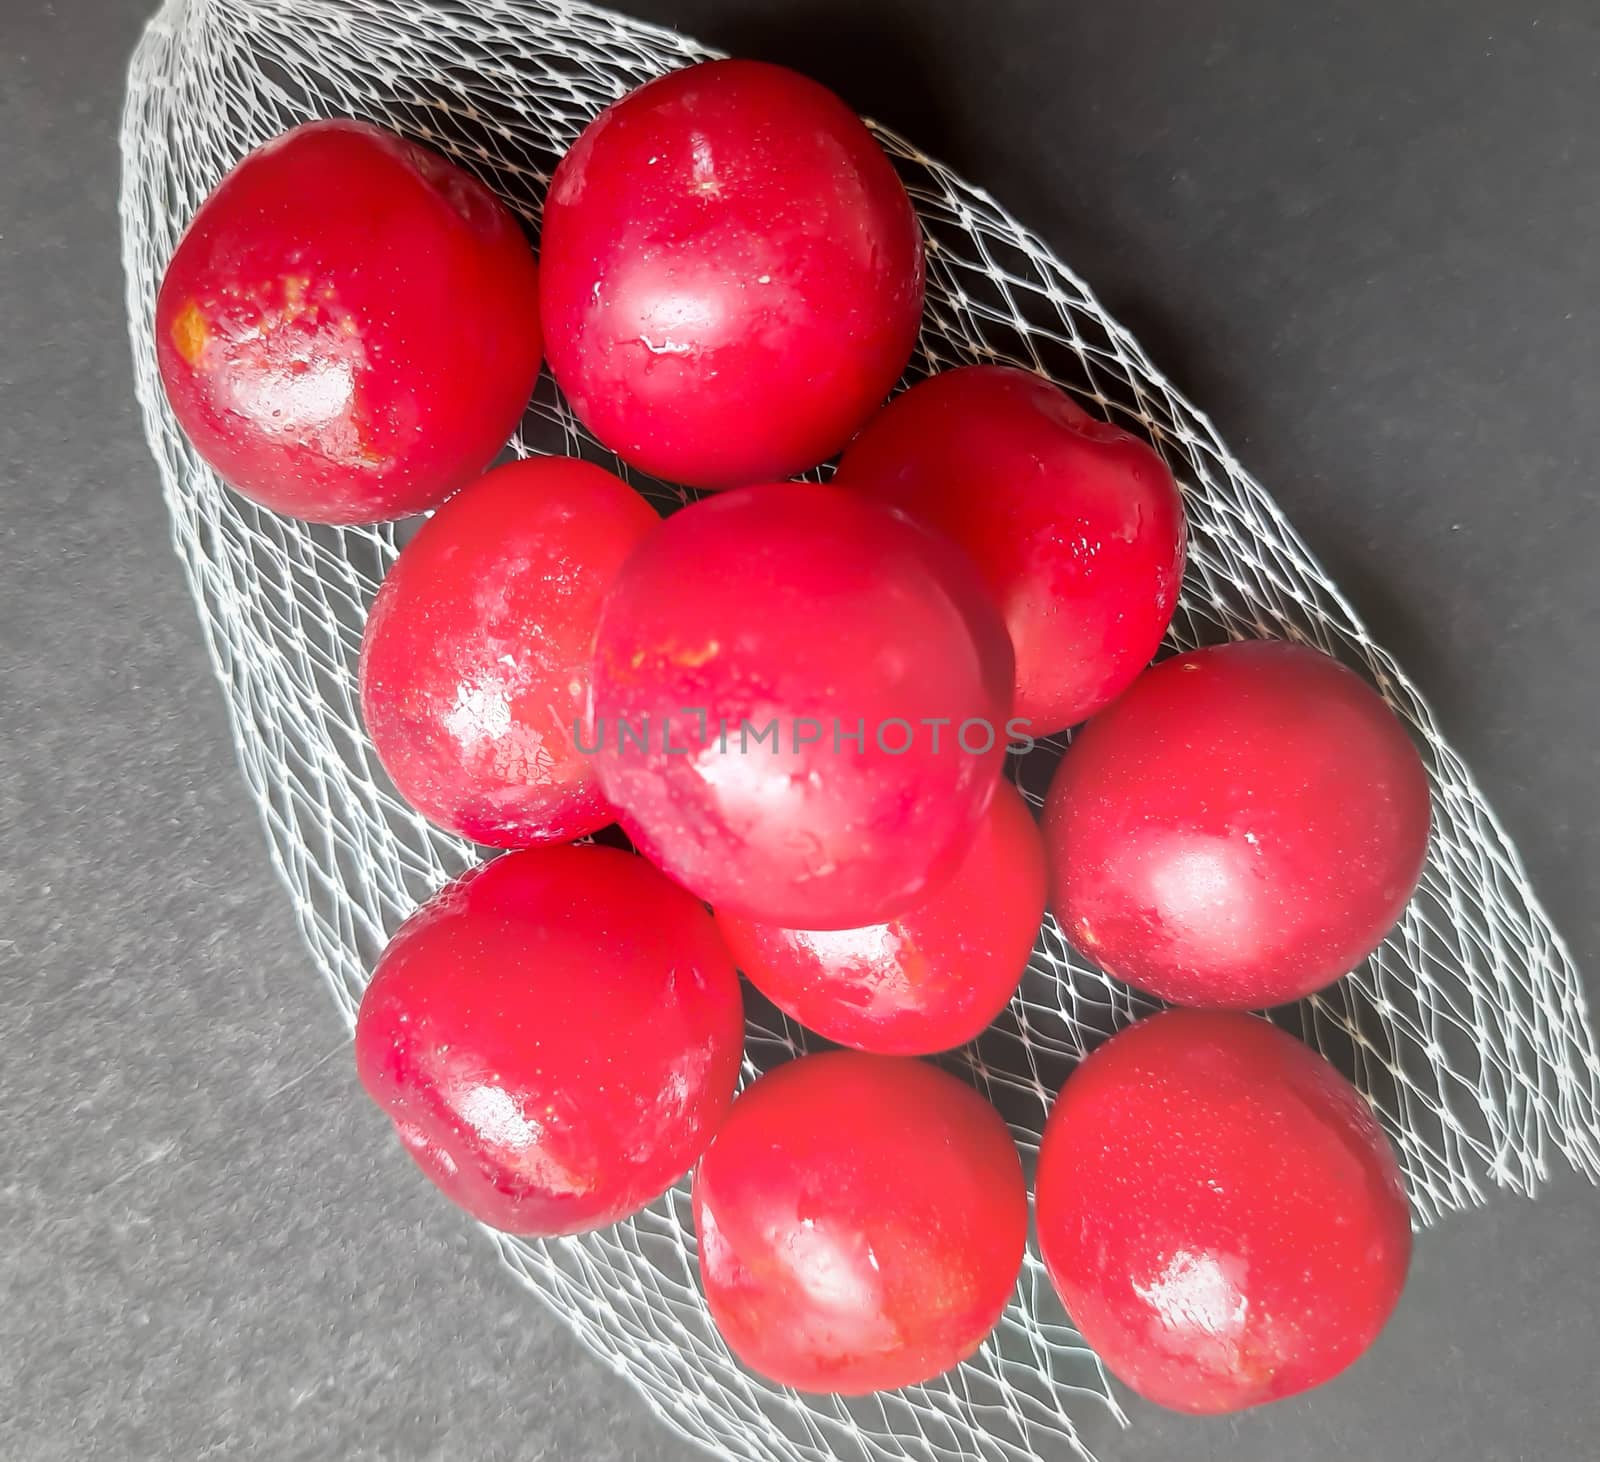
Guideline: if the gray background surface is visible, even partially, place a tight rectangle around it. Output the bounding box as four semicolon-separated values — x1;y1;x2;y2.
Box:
3;0;1598;1459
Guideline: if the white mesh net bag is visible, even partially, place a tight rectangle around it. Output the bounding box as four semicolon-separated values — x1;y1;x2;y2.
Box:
120;1;1600;1458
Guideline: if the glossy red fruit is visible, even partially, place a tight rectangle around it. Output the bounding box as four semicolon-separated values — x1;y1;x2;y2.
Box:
539;59;925;489
1043;639;1431;1008
589;482;1015;929
355;845;744;1237
715;781;1045;1054
693;1052;1026;1393
835;365;1186;735
1036;1010;1412;1414
156;119;542;523
359;457;656;847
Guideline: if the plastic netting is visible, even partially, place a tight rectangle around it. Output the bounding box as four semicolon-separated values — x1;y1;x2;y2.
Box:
119;1;1600;1458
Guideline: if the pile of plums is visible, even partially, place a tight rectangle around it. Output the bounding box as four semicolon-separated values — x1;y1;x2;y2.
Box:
157;58;1431;1415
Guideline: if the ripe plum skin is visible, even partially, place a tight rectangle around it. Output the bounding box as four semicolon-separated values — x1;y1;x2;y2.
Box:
354;845;745;1237
156;119;543;523
588;481;1016;930
835;364;1186;734
714;780;1045;1054
1043;639;1432;1008
359;456;657;847
1035;1009;1413;1414
692;1051;1028;1394
538;59;925;489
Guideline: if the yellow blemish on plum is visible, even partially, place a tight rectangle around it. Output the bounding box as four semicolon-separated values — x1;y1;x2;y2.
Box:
279;274;322;327
349;416;390;468
894;933;933;991
628;640;720;672
170;301;211;367
674;640;721;668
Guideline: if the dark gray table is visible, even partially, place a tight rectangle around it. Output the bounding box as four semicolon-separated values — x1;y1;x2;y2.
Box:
4;2;1597;1458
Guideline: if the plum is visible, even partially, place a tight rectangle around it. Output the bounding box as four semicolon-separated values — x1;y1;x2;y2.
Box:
355;845;744;1236
359;456;656;847
156;119;542;523
835;364;1186;735
539;60;924;489
693;1051;1026;1393
1044;639;1432;1007
588;482;1015;929
715;780;1045;1054
1035;1010;1412;1413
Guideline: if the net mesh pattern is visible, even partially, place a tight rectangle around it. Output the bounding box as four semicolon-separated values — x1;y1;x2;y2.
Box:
120;2;1600;1458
